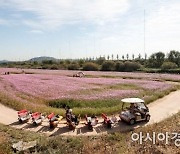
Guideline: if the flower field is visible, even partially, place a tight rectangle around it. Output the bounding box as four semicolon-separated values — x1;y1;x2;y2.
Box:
0;68;179;115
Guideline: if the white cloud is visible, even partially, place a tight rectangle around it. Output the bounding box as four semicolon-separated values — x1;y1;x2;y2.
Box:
1;0;130;30
0;18;9;25
29;30;44;34
145;1;180;52
147;2;180;36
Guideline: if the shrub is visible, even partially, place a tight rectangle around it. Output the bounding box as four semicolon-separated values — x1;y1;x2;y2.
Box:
115;62;125;72
83;62;99;71
101;61;115;71
68;63;80;70
41;65;49;69
124;61;141;72
50;64;59;70
78;59;85;67
42;60;54;65
96;57;106;65
59;60;64;65
161;62;178;70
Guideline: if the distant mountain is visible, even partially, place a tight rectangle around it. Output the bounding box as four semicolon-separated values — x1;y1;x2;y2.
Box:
0;60;9;64
29;56;58;62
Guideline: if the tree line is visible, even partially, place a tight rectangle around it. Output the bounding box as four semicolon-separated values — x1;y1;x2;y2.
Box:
1;50;180;73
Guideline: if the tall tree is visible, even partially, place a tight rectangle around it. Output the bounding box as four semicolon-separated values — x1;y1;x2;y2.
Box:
117;54;119;60
126;54;129;60
122;55;125;60
111;54;114;60
145;53;147;60
132;54;135;60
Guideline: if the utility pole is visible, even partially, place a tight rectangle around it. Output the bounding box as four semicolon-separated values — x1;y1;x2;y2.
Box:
144;9;146;57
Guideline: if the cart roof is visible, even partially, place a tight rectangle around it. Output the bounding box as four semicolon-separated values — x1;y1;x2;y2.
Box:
121;98;144;103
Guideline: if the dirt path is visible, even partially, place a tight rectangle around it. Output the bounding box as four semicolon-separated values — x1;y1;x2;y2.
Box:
0;90;180;136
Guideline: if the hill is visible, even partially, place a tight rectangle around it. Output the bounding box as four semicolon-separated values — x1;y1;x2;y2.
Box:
29;56;58;62
0;60;9;64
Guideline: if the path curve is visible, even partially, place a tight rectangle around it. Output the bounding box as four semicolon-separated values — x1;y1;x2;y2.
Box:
0;90;180;136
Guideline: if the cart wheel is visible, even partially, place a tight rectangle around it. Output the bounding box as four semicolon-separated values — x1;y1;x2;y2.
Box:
129;119;135;125
107;122;112;129
145;115;150;122
33;122;38;126
19;119;23;123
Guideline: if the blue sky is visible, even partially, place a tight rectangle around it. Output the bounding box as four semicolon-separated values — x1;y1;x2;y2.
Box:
0;0;180;60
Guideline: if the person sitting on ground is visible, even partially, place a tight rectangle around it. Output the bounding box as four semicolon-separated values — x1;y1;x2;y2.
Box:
66;111;72;123
111;115;117;123
71;114;79;125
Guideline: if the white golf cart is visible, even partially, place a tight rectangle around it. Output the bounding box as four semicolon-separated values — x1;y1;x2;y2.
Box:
73;72;85;78
119;98;150;125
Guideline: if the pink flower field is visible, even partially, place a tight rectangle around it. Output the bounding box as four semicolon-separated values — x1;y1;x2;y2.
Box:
0;68;178;115
1;68;180;82
0;71;173;100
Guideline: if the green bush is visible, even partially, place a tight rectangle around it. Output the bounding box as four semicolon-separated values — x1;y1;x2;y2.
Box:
161;62;178;70
124;61;141;72
68;63;80;70
83;62;99;71
50;64;59;70
115;61;125;72
41;65;49;69
101;61;115;71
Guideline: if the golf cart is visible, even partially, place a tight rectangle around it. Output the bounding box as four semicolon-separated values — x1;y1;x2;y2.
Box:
73;72;85;78
31;112;46;126
18;109;31;123
119;98;150;125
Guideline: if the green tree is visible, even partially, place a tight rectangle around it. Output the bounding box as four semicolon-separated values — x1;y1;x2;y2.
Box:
115;62;124;71
101;61;115;71
124;61;141;72
111;54;114;60
117;54;119;60
96;57;105;65
132;54;135;60
167;50;180;66
83;62;99;71
161;62;178;70
145;53;147;60
148;52;165;68
126;54;129;60
122;55;125;60
68;63;80;70
78;59;85;67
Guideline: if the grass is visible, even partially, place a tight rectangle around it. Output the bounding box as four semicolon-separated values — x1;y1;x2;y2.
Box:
70;83;139;96
48;98;122;108
86;74;180;83
0;111;180;154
